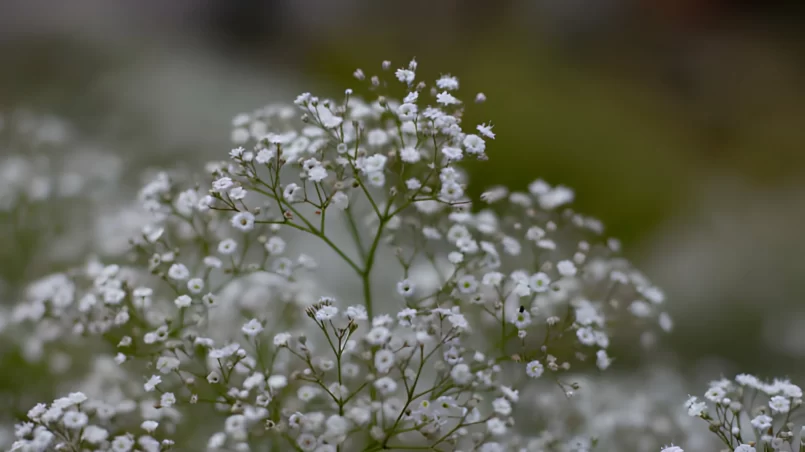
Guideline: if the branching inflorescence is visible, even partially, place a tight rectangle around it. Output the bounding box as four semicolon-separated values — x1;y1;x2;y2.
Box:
9;59;680;452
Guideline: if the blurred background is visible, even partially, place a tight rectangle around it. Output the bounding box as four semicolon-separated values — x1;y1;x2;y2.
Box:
2;0;805;425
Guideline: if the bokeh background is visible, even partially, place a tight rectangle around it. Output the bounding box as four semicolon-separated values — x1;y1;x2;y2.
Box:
2;0;805;443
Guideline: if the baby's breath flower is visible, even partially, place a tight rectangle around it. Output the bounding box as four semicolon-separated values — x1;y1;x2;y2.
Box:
526;360;544;378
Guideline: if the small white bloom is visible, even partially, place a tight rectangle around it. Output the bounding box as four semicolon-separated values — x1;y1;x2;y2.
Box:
399;147;421;163
436;75;459;90
174;295;192;308
436;91;460;106
374;349;395;374
62;411;88;429
308;165;328;182
331;191;349;210
144;375;161;392
395;68;415;84
160;393;176;408
397;103;418;121
242;319;264;336
442;146;463;161
769;395;791;413
231;211;255;231
187;278;204;294
218;238;237;254
265;236;286;255
212;177;234;192
557;260;577;277
316;305;339;321
141;420;159;433
273;332;292;347
397;279;415;297
462;134;486;154
284;183;301;201
526;360;544;378
477;123;495;139
167;263;189;281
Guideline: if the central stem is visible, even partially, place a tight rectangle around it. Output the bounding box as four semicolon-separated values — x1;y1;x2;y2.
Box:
361;215;387;320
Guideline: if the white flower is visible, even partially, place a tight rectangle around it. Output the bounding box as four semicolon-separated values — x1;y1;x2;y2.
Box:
242;319;264;336
62;411;88;429
144;375;161;392
685;396;707;417
316;305;338;321
231;211;255;231
297;433;317;451
486;417;507;435
596;350;611;370
325;415;350;438
492;397;512;416
229;186;247;200
111;435;134;452
769;395;791;413
557;260;577;277
397;103;418;120
284;183;301;201
477;123;495;139
704;386;726;402
308;165;328;182
366;326;390;345
526;360;544;378
512;310;531;329
141;420;159;433
396;279;415;297
436;91;460;106
395;68;415;84
362;154;387;173
661;447;684;452
273;332;292;347
751;414;772;430
160;393;176;408
331;191;349;210
734;446;755;452
450;363;472;385
442;146;463;161
528;272;551;292
399;146;421;163
268;375;288;390
463;134;486;154
374;376;397;394
167;263;189;281
187;278;204;294
174;295;192;308
218;238;237;254
256;148;273;164
156;356;180;374
457;275;478;294
207;432;226;449
367;171;385;187
212;177;233;192
448;313;469;331
345;305;368;320
81;426;109;444
436;75;459;90
441;182;464;201
374;349;395;374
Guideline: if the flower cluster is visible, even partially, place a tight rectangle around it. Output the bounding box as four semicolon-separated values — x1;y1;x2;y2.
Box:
674;374;805;452
10;390;175;452
7;59;672;451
